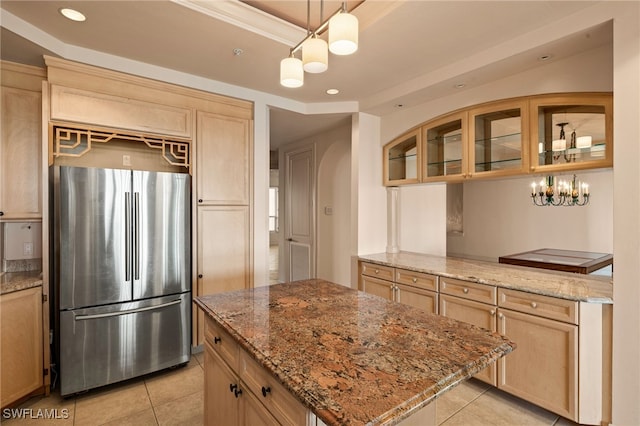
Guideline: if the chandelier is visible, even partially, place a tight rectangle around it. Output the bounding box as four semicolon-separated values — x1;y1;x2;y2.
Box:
280;1;358;88
530;175;590;206
550;122;594;163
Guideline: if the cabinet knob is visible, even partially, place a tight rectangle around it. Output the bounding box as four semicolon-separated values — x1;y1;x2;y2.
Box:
0;211;3;216
498;313;504;319
214;336;221;344
463;288;469;294
229;383;237;392
530;302;538;309
374;269;380;274
490;309;496;316
261;386;271;397
198;274;203;279
198;199;203;203
234;388;243;398
412;277;418;283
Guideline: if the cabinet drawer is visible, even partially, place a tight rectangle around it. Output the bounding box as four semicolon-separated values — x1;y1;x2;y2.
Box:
240;350;308;426
204;316;239;371
360;262;394;281
440;277;497;305
395;269;438;291
498;288;578;325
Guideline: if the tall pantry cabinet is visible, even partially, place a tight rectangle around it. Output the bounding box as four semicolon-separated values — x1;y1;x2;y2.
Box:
42;56;253;349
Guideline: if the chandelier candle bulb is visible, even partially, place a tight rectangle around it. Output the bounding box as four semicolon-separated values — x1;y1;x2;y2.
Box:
552;138;567;151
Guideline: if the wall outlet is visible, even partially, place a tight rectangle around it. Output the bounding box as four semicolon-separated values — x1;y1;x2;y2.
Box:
324;206;333;215
24;242;33;256
123;155;131;166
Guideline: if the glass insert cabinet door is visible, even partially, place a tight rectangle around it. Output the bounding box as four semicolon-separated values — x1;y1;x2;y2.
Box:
468;100;529;178
530;93;613;172
423;112;467;181
383;128;421;185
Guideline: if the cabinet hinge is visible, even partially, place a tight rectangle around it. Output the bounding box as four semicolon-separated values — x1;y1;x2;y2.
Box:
43;368;49;376
42;294;48;303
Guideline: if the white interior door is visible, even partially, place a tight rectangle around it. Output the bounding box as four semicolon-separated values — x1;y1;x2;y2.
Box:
283;145;315;282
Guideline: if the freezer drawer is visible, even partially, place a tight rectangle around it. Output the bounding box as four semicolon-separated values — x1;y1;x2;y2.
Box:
59;293;191;396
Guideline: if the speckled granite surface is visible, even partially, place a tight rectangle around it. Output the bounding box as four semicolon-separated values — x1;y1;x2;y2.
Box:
195;279;515;426
359;251;613;304
0;271;43;295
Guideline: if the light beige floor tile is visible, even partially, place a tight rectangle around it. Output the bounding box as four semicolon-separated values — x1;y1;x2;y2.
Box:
440;388;559;426
554;415;580;426
74;381;152;426
100;407;158;426
436;378;491;424
1;391;75;426
145;362;203;406
193;352;204;368
153;390;204;426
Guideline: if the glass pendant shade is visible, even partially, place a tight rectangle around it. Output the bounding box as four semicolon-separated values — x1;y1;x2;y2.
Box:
329;12;358;55
280;56;304;88
302;37;328;73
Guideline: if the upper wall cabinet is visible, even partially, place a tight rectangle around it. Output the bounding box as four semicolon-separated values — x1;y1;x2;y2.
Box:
382;92;612;186
422;112;467;182
529;93;613;173
383;128;421;185
468;99;529;179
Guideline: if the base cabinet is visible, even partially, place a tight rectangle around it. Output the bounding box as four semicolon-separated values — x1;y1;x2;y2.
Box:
203;316;311;426
359;262;438;314
0;287;44;408
497;308;577;420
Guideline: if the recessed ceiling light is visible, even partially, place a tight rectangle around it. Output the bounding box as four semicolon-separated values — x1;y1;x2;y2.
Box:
394;103;404;108
538;54;553;61
59;8;86;22
233;48;244;56
454;83;466;89
326;89;339;95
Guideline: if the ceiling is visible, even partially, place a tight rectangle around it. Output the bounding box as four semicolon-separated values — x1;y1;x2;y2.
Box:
0;1;612;147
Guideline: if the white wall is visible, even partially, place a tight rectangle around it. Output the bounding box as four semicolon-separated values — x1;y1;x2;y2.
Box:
317;124;352;286
447;170;613;261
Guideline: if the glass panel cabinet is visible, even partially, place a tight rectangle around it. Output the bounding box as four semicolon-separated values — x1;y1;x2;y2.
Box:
530;93;612;172
383;128;421;185
468;100;529;178
423;112;467;182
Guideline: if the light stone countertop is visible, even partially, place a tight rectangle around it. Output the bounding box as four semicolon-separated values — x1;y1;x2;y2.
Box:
195;279;515;426
359;251;613;304
0;271;43;295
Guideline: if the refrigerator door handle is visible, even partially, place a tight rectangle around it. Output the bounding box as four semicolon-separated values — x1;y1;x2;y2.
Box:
125;192;131;282
74;299;182;321
134;191;140;281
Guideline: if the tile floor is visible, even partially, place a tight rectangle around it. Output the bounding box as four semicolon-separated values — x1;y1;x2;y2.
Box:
4;353;579;426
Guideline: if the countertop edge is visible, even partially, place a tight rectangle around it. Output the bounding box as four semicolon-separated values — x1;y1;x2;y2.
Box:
0;272;43;295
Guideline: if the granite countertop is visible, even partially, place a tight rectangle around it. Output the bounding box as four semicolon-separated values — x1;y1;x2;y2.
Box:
195;279;514;426
359;251;613;304
0;271;43;295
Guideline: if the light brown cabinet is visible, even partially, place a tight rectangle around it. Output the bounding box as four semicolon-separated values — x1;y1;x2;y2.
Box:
203;316;310;426
197;206;250;344
1;287;44;408
439;277;498;385
359;262;438;314
383;93;612;186
196;111;251;206
0;85;42;219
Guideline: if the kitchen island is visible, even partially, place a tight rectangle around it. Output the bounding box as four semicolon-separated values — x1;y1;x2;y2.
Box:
195;279;514;425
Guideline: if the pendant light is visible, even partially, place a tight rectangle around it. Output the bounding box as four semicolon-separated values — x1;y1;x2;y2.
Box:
329;6;358;55
280;55;304;88
303;36;328;73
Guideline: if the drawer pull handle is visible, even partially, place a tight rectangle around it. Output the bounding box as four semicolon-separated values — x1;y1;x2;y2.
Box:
261;386;271;397
463;288;469;294
530;302;538;309
234;388;243;398
214;336;221;344
412;277;418;283
230;383;238;393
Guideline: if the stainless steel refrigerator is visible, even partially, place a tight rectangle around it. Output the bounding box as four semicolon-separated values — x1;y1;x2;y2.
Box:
54;166;191;396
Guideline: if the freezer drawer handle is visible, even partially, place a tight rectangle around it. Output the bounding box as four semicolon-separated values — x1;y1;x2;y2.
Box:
74;299;182;321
